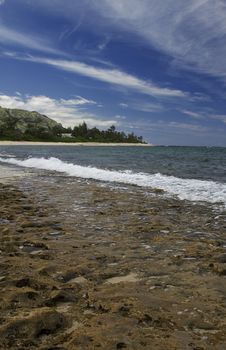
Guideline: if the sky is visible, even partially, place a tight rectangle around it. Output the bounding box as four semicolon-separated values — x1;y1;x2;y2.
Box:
0;0;226;146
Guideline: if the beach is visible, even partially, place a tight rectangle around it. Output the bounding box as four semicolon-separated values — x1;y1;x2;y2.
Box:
1;161;226;349
0;141;152;147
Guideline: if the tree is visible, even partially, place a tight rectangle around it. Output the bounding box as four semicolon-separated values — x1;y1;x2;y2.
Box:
52;124;64;136
72;122;88;137
108;125;116;133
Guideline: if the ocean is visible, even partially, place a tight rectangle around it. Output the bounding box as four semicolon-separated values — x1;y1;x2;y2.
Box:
0;145;226;206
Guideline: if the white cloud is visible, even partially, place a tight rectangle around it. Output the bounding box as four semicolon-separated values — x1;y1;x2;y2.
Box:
0;23;61;55
25;56;187;98
126;119;211;134
115;115;126;120
131;101;164;113
181;109;226;124
181;110;204;119
92;0;226;80
0;93;116;128
120;100;164;113
0;0;5;5
168;121;209;133
211;114;226;124
119;103;128;108
98;36;110;51
13;1;226;79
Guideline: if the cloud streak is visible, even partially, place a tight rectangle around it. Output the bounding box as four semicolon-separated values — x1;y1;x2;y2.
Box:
181;109;226;124
0;23;62;55
0;93;116;128
24;56;187;98
92;0;226;80
12;1;226;80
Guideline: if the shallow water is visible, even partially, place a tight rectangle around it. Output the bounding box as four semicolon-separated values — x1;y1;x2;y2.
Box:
0;145;226;205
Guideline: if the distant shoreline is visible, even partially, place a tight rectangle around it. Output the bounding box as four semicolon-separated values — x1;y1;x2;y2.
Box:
0;141;153;147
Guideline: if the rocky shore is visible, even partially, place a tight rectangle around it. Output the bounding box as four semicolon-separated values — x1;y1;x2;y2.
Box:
0;169;226;349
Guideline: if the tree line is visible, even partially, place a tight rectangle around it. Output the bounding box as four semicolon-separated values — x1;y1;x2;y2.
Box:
0;114;145;143
63;122;145;143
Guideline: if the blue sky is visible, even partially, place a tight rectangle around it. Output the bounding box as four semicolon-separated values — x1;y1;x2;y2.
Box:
0;0;226;145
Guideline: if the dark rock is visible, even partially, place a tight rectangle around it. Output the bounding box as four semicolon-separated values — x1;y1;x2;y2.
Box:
216;254;226;263
15;278;31;288
45;290;77;307
117;342;127;349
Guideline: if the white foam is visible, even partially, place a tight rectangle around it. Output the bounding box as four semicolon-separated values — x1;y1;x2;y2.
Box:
0;156;226;205
0;153;16;158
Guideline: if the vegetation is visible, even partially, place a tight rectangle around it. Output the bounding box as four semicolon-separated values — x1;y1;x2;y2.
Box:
70;123;144;143
0;106;145;143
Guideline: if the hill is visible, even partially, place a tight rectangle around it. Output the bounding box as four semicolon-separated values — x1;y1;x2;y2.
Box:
0;106;145;143
0;106;62;141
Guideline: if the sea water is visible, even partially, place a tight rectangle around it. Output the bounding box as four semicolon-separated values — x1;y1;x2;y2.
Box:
0;145;226;206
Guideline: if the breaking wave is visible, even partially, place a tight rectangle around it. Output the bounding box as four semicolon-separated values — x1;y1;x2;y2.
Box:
0;156;226;205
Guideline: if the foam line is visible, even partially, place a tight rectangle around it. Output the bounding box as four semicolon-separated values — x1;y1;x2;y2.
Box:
0;156;226;205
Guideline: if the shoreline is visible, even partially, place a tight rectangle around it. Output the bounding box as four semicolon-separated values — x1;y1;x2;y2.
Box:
0;170;226;349
0;141;153;146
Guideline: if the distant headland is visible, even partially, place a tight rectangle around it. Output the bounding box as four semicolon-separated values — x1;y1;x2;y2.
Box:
0;106;147;144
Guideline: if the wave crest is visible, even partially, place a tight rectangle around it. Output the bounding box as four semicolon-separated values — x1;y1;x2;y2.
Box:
0;156;226;205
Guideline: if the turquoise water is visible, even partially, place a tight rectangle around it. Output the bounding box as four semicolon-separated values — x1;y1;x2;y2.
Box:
0;145;226;205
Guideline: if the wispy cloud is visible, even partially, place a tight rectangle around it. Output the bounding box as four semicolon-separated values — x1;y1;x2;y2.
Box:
119;100;164;113
98;36;111;51
181;109;226;124
0;23;61;55
119;103;128;108
211;114;226;124
92;0;226;80
23;56;187;98
131;101;164;113
0;93;116;128
0;0;5;5
126;119;214;135
115;115;126;120
168;121;209;133
181;110;204;119
13;1;226;80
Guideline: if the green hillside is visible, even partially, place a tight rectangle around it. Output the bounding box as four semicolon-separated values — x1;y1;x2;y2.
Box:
0;106;62;141
0;106;145;143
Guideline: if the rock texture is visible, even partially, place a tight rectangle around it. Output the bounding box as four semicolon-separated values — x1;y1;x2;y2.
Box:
0;174;226;349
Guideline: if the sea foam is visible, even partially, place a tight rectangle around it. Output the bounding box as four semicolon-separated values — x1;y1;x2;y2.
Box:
0;156;226;206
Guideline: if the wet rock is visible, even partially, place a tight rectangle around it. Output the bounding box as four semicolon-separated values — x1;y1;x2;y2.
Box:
67;276;88;285
15;277;47;291
21;220;61;229
138;313;153;326
0;308;68;346
0;218;10;224
212;264;226;276
105;273;139;284
42;347;67;350
19;241;48;253
58;270;78;283
116;342;127;349
118;304;132;316
15;277;31;288
45;290;77;307
216;254;226;263
1;177;226;349
48;231;65;238
10;290;40;306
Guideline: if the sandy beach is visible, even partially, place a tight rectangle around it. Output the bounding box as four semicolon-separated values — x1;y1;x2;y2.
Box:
0;164;226;349
0;141;152;147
